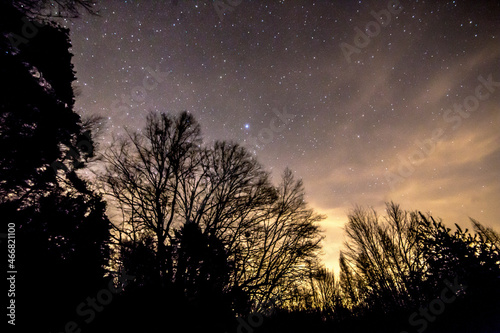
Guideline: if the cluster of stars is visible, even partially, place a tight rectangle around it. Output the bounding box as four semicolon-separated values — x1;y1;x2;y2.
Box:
67;0;500;268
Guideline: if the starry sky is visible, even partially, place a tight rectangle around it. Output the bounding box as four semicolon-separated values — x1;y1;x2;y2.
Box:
66;0;500;272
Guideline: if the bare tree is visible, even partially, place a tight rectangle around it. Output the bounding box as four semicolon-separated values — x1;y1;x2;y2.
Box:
99;111;325;310
338;251;360;309
233;168;325;309
12;0;99;20
470;217;500;249
100;111;202;283
176;140;276;245
295;265;341;317
340;202;426;312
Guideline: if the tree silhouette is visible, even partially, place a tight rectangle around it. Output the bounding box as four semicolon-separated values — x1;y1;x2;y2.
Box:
11;0;99;20
339;202;425;314
331;203;500;333
4;1;499;332
99;111;325;325
1;2;111;331
232;168;324;311
100;111;203;285
8;186;111;332
414;214;500;332
1;4;80;203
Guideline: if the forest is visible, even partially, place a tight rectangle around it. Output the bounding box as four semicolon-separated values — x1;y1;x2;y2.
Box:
1;1;499;332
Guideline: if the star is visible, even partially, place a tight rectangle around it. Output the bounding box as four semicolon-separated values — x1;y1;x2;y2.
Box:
67;0;500;273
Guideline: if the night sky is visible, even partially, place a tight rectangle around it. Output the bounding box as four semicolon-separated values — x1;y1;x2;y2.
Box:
66;0;500;271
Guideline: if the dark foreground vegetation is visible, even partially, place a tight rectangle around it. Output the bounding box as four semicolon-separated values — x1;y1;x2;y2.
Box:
2;1;499;332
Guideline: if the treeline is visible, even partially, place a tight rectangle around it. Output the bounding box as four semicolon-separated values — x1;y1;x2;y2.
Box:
1;1;499;333
262;204;500;333
93;111;324;332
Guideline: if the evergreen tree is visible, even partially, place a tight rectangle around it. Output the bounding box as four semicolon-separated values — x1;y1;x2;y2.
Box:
1;2;111;331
